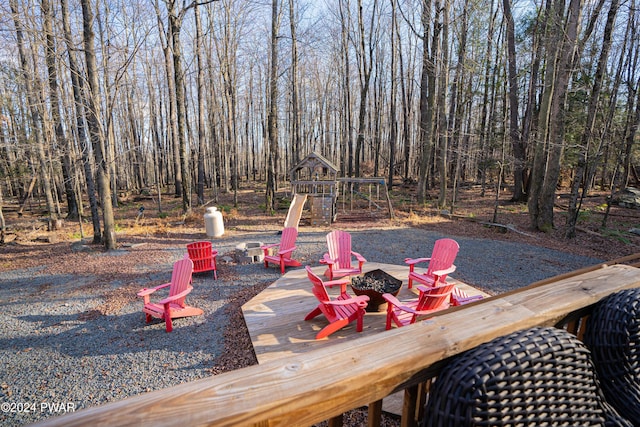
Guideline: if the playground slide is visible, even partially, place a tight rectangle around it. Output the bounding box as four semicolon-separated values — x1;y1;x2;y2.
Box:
284;194;308;229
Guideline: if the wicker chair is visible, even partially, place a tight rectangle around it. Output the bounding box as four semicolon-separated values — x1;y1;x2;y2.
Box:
583;288;640;426
422;326;631;427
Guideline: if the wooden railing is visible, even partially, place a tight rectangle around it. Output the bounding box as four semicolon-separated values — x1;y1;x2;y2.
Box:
35;255;640;427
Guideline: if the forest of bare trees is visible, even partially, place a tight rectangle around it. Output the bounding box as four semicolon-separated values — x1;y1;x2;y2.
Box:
0;0;638;249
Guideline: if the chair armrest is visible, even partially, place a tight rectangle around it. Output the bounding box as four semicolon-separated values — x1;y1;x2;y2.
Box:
320;253;336;265
405;257;432;266
278;246;296;256
137;283;171;297
382;293;420;314
351;251;367;263
416;285;433;293
327;295;369;307
382;293;405;307
323;277;350;287
261;243;279;255
432;264;456;277
157;286;194;305
323;277;350;291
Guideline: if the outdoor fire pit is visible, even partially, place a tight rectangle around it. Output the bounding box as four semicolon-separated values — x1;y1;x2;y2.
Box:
351;269;403;312
235;241;264;264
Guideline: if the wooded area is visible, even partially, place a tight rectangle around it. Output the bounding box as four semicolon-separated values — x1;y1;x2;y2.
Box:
0;0;638;249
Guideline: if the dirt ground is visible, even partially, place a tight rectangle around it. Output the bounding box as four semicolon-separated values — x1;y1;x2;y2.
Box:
2;183;639;272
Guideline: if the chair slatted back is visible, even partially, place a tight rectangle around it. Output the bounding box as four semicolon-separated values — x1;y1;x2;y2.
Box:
187;241;214;272
416;284;455;312
168;257;194;307
280;227;298;260
305;266;336;318
326;230;352;270
427;239;460;283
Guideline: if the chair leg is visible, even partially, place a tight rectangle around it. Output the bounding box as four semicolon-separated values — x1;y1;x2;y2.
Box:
145;313;152;324
304;306;322;321
323;267;333;280
385;308;393;330
316;318;349;339
356;311;365;332
165;316;173;333
408;266;415;289
280;258;285;274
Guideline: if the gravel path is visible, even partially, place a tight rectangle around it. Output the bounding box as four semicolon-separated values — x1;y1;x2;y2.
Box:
0;227;603;426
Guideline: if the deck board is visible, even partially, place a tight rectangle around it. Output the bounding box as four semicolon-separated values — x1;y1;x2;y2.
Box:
242;262;489;364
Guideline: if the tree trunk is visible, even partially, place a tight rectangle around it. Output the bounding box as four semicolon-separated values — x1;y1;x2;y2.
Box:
536;0;581;232
195;4;206;206
60;0;102;243
289;0;301;166
566;0;619;237
478;0;497;197
266;0;280;212
10;0;58;225
42;0;79;220
80;0;117;249
154;0;182;199
167;2;191;213
388;0;398;190
354;0;376;179
417;0;436;203
339;0;353;177
436;0;449;209
503;0;526;202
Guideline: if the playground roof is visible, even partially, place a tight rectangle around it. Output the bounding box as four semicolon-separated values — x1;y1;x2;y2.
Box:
289;151;339;180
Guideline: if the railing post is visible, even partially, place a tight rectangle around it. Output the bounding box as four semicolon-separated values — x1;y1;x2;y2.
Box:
367;400;383;426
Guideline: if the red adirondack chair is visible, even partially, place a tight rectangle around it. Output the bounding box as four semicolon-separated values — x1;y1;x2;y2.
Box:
187;241;218;279
261;227;302;274
405;238;459;289
304;266;370;339
137;256;203;332
382;283;455;330
319;230;367;280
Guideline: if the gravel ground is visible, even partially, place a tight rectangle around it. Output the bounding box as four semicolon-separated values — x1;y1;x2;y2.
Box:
0;227;603;426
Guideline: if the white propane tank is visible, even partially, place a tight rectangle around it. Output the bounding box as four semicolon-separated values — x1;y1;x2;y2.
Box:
204;206;224;237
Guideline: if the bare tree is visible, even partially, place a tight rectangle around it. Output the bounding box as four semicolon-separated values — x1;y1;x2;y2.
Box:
565;0;620;237
266;0;281;212
416;0;439;203
529;0;582;232
502;0;526;202
195;3;206;206
166;0;192;213
9;0;58;227
153;0;182;199
60;0;102;242
354;0;378;178
80;0;117;249
388;0;398;190
289;0;301;166
42;0;79;219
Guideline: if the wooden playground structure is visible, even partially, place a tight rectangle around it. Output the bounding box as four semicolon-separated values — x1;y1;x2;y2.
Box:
288;152;394;226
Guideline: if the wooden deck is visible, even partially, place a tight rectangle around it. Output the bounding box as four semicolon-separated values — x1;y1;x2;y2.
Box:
242;262;489;364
